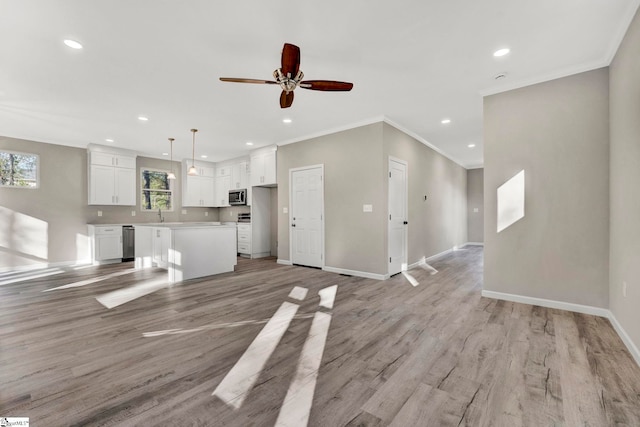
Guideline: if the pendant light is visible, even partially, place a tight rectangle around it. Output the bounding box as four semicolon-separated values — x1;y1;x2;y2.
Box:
188;128;199;176
167;138;176;180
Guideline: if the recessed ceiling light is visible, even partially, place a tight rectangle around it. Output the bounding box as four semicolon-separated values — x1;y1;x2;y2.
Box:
441;119;451;124
468;144;476;148
493;48;510;57
138;116;149;121
162;152;169;156
105;138;114;143
246;142;254;146
282;118;292;124
200;155;208;159
63;39;83;49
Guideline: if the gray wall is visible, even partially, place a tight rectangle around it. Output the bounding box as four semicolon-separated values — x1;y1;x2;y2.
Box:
483;68;610;308
277;122;387;274
277;121;468;276
466;168;484;243
1;136;217;270
1;137;92;268
609;8;640;356
383;123;467;263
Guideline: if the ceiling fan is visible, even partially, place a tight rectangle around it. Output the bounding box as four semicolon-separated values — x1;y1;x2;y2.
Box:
220;43;354;109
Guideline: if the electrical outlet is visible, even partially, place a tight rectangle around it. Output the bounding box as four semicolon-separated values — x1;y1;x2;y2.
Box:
205;211;208;217
97;210;102;217
623;281;627;297
473;208;479;213
182;209;187;214
131;211;136;216
363;204;373;212
230;211;233;217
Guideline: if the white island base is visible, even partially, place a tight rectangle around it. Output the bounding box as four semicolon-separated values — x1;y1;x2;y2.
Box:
135;223;237;283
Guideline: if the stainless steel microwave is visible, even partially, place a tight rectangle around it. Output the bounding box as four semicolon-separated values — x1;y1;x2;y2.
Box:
229;188;247;205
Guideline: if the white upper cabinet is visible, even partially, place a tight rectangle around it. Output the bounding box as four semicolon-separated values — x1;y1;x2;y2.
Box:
88;144;137;206
216;165;231;178
182;160;215;207
215;175;231;207
231;161;250;190
250;146;277;187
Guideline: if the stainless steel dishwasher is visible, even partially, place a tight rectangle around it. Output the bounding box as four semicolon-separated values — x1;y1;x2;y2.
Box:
122;225;135;262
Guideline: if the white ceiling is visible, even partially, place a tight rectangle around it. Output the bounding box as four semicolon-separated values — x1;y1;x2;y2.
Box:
1;0;638;168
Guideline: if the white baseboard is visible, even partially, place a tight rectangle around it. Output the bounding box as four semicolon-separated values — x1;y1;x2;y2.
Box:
425;248;453;263
323;266;388;281
406;257;426;270
276;259;293;266
464;242;484;246
482;289;640;368
481;290;610;317
607;312;640;368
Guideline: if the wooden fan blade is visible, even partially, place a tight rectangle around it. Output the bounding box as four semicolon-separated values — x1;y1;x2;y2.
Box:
219;77;278;84
299;80;354;91
280;90;294;108
281;43;300;78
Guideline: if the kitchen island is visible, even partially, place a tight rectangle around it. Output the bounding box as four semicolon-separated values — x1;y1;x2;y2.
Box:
134;222;237;283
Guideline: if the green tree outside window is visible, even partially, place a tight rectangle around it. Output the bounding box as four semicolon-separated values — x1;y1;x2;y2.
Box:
141;169;172;210
0;151;38;188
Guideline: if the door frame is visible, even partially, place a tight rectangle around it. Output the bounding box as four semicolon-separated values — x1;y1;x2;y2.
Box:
289;164;325;268
388;156;408;275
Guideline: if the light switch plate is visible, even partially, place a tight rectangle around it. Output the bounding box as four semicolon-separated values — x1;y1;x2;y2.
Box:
363;204;373;212
205;211;208;216
283;207;288;214
473;208;479;213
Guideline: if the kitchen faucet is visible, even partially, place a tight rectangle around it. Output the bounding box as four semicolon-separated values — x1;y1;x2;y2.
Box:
158;208;164;223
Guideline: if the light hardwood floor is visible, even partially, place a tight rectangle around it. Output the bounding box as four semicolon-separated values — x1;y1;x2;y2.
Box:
1;246;639;426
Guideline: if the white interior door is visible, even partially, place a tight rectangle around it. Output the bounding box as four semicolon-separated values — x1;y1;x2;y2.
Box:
388;158;408;275
291;166;324;268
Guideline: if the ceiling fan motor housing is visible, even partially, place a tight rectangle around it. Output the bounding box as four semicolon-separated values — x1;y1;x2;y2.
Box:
273;68;304;92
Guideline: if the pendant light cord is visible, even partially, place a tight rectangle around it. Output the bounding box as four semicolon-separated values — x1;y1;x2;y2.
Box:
191;129;198;168
168;138;174;175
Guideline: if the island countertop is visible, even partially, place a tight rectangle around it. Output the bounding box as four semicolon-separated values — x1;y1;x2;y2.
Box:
135;223;237;282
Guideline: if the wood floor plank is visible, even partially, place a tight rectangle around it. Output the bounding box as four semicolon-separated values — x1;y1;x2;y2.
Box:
1;249;639;426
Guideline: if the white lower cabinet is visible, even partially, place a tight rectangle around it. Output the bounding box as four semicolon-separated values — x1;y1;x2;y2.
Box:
152;227;170;268
89;225;123;262
237;224;251;256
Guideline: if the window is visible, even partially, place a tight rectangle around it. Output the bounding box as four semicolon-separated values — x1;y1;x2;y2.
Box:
141;169;173;211
0;151;39;188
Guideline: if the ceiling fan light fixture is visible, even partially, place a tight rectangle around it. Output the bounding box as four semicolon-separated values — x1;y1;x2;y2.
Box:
219;43;353;108
188;129;199;176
